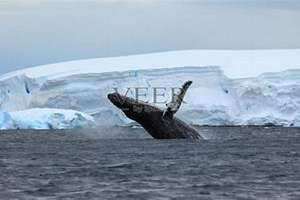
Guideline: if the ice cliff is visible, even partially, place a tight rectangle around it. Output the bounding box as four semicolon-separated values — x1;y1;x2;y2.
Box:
1;50;300;128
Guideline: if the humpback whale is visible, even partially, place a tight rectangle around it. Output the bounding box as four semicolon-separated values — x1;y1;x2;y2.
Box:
108;81;202;140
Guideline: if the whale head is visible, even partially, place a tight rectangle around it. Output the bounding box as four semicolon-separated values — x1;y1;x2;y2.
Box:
107;92;137;111
107;92;161;122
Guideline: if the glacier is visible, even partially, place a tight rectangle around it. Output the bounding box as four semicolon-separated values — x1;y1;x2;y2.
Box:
1;49;300;129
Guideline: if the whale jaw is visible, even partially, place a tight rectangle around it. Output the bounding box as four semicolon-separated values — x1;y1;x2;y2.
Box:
107;92;146;121
107;92;137;111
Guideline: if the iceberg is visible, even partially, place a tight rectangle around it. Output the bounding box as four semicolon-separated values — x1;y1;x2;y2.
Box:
0;108;95;130
1;49;300;129
0;111;14;129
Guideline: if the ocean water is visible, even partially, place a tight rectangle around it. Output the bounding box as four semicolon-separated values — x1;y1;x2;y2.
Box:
0;126;299;200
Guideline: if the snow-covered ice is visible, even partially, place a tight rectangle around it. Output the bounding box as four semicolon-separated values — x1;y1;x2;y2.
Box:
1;49;300;129
1;49;300;80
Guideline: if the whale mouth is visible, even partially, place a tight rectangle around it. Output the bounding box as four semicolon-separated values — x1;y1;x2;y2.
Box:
108;92;143;114
108;92;123;107
108;92;133;110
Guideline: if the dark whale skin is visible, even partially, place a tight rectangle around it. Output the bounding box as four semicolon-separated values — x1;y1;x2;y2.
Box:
108;92;202;140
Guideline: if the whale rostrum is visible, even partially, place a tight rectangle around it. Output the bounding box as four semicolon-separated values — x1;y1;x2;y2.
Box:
107;81;202;140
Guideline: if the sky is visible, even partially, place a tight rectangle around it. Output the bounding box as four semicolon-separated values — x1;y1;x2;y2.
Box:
0;0;300;75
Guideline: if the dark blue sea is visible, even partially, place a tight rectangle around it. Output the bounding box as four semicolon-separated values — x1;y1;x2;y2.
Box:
0;126;299;200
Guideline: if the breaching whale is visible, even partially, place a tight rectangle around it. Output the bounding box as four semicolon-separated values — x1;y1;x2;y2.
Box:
107;81;202;140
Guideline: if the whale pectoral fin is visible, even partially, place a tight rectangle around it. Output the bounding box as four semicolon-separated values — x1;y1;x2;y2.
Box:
162;80;193;119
